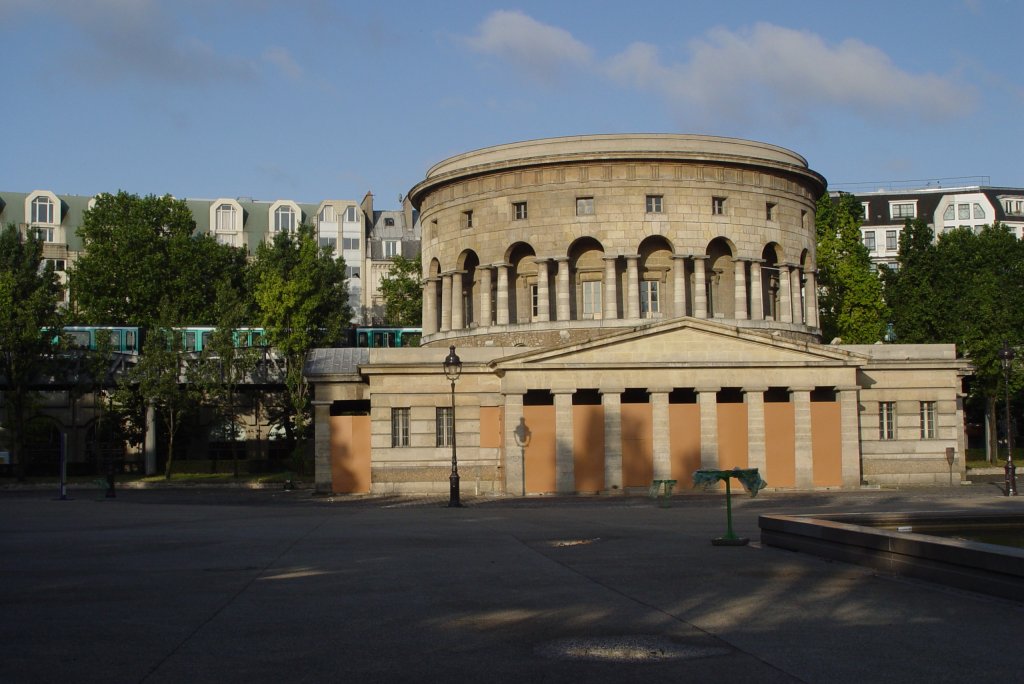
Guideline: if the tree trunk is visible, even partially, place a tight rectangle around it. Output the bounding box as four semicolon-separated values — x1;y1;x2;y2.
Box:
164;410;175;480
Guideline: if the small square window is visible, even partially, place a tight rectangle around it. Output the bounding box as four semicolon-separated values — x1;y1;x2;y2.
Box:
645;195;663;213
462;210;473;228
712;197;725;215
384;217;395;227
766;202;776;221
513;202;528;220
576;197;594;216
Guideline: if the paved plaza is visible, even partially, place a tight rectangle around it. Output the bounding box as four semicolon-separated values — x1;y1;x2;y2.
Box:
2;484;1023;683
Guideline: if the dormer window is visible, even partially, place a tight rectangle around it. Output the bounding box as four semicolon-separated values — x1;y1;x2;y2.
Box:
31;195;54;224
216;204;236;232
274;205;295;233
209;199;244;247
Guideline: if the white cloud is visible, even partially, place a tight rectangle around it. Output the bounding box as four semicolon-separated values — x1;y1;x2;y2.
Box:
464;10;592;83
607;23;971;126
263;47;304;81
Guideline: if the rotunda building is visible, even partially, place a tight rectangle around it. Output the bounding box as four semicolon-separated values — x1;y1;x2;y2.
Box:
407;134;827;347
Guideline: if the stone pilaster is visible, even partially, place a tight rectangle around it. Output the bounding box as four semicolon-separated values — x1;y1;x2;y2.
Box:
479;267;492;327
672;255;687;318
650;389;671;479
805;269;819;329
733;258;748;320
440;272;452;332
602;256;618;320
553;389;575;493
745;387;767;476
450;271;464;331
779;265;793;324
698;387;720;470
625;255;640;319
555;257;571;321
693;257;708;319
504;392;526;496
791;266;804;325
792;387;813;488
749;260;764;321
838;387;862;487
422;277;438;335
535;258;551;322
495;263;510;326
601;388;624;492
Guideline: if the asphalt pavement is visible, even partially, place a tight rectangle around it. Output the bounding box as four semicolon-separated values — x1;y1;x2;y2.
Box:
2;484;1022;683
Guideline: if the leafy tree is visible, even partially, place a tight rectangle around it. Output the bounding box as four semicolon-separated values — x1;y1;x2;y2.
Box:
378;255;422;326
816;193;888;343
881;218;940;343
70;191;248;328
0;224;64;479
250;225;350;461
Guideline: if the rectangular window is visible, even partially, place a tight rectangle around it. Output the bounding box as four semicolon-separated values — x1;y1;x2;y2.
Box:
216;204;235;232
863;231;876;251
44;258;66;272
973;203;985;220
861;202;870;221
920;401;937;439
462;210;473;228
645;195;663;213
943;204;955;221
384;217;394;226
318;237;337;251
581;280;602;317
766;202;776;221
346;206;357;222
890;202;916;219
31;196;54;224
384;240;399;257
391;408;410;447
640;280;660;318
712;197;725;215
436;407;454;448
886;230;898;250
274;206;295;233
348;266;361;279
513;201;528;220
342;237;360;250
958;204;971;220
530;284;539;318
879;402;896;440
320;205;336;223
576;197;594;216
34;227;55;243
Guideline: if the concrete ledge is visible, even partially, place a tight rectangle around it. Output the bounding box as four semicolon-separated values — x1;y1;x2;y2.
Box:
760;511;1024;599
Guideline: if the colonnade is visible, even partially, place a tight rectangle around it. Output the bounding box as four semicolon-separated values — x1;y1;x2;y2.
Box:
501;385;860;495
423;254;819;335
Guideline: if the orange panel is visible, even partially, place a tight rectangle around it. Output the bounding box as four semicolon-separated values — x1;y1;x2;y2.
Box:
523;405;556;494
812;402;842;487
621;403;653;488
669;404;701;485
573;405;605;492
764;403;796;488
330;415;371;494
717;404;748;471
479;406;502;448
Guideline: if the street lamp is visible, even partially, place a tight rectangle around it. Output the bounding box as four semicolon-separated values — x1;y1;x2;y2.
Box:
999;340;1017;496
443;345;463;507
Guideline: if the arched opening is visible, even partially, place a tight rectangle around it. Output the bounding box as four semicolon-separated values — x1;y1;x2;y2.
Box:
761;244;783;320
706;238;735;318
506;243;537;324
638;236;674;319
568;237;604;320
427;258;443;332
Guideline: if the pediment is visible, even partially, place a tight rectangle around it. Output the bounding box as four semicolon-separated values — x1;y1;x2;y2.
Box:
493;318;864;369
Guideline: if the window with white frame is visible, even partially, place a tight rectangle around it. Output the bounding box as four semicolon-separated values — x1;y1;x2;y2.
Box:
973;203;985;220
436;407;454;447
44;258;66;272
890;202;916;219
319;205;336;223
861;202;870;221
886;230;898;251
645;195;663;213
348;265;361;279
215;203;236;232
31;195;54;224
33;227;55;243
863;231;876;251
274;205;295;233
513;201;528;220
342;237;360;250
879;402;896;440
640;280;660;318
318;237;337;251
958;203;971;220
384;240;399;258
943;204;955;221
346;206;357;222
576;197;594;216
391;408;410;447
581;280;601;318
712;197;726;215
920;401;937;439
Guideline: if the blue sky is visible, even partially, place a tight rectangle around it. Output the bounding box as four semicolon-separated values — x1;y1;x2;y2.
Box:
2;0;1020;207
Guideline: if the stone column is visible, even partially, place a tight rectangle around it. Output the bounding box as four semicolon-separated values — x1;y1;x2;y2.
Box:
693;257;708;319
312;400;333;495
792;387;813;489
422;277;438;335
601;388;624;492
779;265;793;324
555;257;571;321
698;388;720;470
651;389;671;480
749;260;764;321
805;269;819;329
625;255;641;319
733;258;748;320
440;272;452;332
450;271;464;331
838;386;862;487
602;256;618;320
791;266;804;325
496;263;510;326
745;388;767;476
535;258;551;322
503;392;526;496
672;255;687;318
480;267;493;327
553;389;575;493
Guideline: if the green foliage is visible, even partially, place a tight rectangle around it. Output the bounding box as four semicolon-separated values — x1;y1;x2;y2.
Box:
70;191;248;328
0;224;64;478
881;218;940;343
378;255;422;326
250;225;351;443
816;193;888;343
